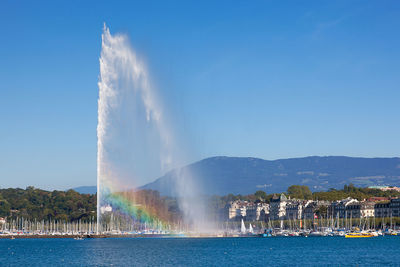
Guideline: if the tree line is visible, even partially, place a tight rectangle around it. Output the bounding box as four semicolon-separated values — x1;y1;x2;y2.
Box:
0;187;96;221
0;186;181;223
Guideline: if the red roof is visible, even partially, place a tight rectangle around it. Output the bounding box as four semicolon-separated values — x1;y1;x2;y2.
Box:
367;197;389;202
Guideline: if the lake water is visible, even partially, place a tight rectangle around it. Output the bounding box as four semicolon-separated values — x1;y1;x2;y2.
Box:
1;237;399;266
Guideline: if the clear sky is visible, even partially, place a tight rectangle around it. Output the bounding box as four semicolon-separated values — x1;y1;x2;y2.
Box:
1;0;399;190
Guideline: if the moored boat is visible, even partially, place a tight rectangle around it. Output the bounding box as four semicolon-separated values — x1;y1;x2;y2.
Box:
345;232;374;238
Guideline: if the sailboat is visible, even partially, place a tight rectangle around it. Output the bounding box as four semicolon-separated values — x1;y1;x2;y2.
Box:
249;223;254;234
241;219;246;234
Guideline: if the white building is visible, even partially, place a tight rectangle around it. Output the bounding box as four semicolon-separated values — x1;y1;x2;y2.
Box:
227;201;269;221
269;194;288;220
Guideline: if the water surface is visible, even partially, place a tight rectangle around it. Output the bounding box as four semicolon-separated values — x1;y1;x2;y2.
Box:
1;237;399;266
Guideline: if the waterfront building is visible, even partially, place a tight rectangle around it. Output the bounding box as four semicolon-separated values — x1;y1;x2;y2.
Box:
259;205;269;221
374;201;390;218
360;202;375;217
226;196;400;223
285;201;302;220
285;200;313;220
245;204;257;221
303;200;329;219
375;198;400;218
303;201;316;220
246;203;269;221
227;201;239;220
227;201;247;220
256;202;269;221
390;198;400;217
226;201;269;221
346;203;361;218
346;202;375;218
329;197;358;218
269;194;287;220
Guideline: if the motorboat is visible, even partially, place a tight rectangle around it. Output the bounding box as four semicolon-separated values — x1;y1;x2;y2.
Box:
345;232;374;238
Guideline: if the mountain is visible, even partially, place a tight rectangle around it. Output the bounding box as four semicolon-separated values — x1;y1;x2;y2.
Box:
71;186;97;194
140;156;400;196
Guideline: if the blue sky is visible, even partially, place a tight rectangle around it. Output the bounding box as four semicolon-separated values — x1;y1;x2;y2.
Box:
1;0;399;189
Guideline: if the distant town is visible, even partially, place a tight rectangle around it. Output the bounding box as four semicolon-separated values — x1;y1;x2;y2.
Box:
1;184;400;237
225;186;400;224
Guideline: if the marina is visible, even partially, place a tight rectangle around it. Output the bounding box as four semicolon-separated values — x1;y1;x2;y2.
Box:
1;217;398;239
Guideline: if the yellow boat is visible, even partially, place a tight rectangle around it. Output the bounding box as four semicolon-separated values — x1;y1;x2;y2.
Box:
345;232;374;238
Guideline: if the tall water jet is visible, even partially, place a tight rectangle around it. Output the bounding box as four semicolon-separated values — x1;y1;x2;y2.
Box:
97;24;208;233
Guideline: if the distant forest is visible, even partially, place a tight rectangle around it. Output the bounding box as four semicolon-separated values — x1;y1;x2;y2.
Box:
0;187;96;221
0;187;180;222
1;184;400;222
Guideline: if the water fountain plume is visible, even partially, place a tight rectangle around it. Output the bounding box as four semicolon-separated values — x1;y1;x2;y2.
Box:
97;24;210;233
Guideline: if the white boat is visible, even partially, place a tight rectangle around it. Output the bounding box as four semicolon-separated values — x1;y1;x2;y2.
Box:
249;224;254;234
332;231;345;236
308;231;325;237
241;219;246;234
364;231;378;237
274;231;288;237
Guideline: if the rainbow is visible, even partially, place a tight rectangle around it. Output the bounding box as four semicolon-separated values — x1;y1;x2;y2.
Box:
99;178;171;230
106;192;164;226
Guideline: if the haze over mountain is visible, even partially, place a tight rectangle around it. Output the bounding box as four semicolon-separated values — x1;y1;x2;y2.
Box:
140;156;400;196
71;186;97;195
73;156;400;196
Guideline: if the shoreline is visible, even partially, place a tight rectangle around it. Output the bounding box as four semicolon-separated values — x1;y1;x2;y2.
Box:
0;234;226;239
0;234;109;239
